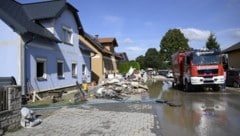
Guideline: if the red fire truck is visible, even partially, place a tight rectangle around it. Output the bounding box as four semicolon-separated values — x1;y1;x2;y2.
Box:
171;49;225;91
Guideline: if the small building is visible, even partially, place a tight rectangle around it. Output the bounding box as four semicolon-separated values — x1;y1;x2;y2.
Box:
116;52;129;62
222;42;240;69
0;0;92;95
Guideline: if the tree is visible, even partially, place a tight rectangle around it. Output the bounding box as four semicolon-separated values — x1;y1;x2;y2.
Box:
136;55;146;69
118;61;140;74
159;29;189;68
206;33;220;50
144;48;160;69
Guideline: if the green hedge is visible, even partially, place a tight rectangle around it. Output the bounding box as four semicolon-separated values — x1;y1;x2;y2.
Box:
118;61;140;74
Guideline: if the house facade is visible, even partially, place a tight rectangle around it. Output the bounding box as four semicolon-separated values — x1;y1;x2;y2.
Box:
98;38;119;74
0;0;91;95
223;42;240;69
80;33;113;83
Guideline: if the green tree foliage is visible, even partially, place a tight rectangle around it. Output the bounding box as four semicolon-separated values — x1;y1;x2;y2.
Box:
206;33;220;50
136;55;145;69
159;29;189;68
144;48;160;69
118;61;140;74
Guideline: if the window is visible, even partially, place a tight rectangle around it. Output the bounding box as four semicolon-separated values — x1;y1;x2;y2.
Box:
36;58;47;80
72;63;77;77
82;64;87;82
62;26;73;44
82;64;86;75
57;60;64;78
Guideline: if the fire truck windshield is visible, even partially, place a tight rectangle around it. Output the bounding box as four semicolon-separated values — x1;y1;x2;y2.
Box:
192;54;220;65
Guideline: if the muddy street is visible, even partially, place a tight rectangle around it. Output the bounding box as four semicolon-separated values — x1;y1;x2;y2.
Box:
148;80;240;136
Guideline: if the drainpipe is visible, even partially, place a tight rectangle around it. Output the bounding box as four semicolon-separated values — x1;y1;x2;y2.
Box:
21;35;35;96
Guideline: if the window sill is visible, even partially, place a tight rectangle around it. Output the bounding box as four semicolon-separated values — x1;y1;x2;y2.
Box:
72;75;77;78
37;77;47;81
63;41;73;46
58;76;65;79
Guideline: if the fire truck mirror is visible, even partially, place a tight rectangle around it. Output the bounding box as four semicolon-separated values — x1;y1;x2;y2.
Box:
222;54;228;71
186;56;191;64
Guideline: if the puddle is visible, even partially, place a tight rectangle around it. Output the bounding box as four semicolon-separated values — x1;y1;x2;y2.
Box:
147;80;173;99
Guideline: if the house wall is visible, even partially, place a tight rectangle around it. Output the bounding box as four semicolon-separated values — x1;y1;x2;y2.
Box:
228;51;240;69
79;35;104;83
25;9;85;93
103;55;118;74
92;54;104;82
81;52;91;83
101;43;118;74
0;20;21;85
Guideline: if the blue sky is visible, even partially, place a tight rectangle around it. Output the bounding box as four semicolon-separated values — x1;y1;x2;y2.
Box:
16;0;240;60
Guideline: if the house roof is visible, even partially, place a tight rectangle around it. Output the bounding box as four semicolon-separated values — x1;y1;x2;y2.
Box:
23;0;83;34
79;40;96;54
116;52;129;61
222;42;240;53
98;38;118;47
83;33;112;55
0;0;59;42
0;0;84;42
23;0;67;20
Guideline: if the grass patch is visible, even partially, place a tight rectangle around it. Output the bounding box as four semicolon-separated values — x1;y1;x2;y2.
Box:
24;90;86;108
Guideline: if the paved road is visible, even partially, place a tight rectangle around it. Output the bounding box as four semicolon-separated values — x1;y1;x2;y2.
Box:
5;96;162;136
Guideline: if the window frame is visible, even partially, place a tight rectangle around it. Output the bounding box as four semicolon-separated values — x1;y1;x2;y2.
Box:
36;58;47;80
57;60;65;79
82;64;87;82
62;25;73;45
72;63;78;78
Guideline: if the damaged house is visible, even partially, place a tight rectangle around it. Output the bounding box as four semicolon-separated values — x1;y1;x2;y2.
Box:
80;33;121;83
0;0;93;96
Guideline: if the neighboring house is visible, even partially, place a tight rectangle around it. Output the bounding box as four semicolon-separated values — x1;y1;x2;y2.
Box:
116;52;129;62
0;0;92;95
80;33;113;83
222;42;240;69
98;37;119;74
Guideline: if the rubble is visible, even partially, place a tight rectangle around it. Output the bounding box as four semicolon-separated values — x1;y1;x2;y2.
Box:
20;107;42;128
91;69;149;100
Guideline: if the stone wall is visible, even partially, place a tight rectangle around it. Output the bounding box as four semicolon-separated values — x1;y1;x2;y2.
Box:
0;86;21;135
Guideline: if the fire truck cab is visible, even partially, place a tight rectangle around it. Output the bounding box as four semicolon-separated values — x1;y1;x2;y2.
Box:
172;49;225;91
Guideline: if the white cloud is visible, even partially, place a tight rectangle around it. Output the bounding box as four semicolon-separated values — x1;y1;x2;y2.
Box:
217;28;240;36
180;28;211;41
234;30;240;37
144;21;153;27
126;46;145;52
122;38;134;44
215;28;240;49
103;15;122;24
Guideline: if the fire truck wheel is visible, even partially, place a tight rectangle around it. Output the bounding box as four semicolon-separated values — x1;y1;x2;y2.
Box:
213;85;221;91
233;82;239;88
184;82;191;92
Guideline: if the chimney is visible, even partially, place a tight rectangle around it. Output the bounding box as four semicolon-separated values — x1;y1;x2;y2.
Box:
95;34;99;39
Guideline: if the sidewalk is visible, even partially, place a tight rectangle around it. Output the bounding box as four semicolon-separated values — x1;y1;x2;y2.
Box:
4;95;161;136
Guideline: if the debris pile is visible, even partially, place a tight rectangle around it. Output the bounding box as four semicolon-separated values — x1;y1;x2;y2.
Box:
92;68;149;100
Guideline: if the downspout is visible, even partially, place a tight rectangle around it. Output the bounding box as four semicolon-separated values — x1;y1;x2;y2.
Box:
21;35;35;96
